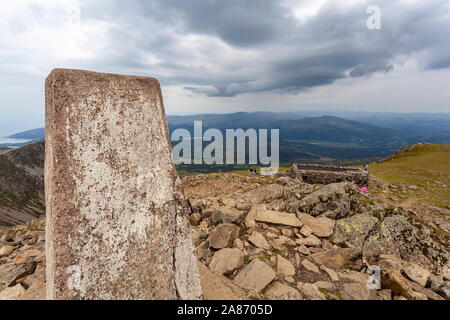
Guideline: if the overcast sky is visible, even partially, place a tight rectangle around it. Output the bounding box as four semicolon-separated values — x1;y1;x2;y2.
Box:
1;0;450;134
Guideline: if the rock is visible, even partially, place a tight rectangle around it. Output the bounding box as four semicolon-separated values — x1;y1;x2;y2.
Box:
402;263;431;287
189;213;202;226
208;224;240;249
236;202;251;212
234;259;276;292
381;269;428;300
211;206;244;224
196;240;212;263
440;283;450;299
301;259;320;273
378;289;392;300
281;228;293;238
444;273;450;281
233;239;244;250
264;281;302;300
300;225;313;237
331;214;378;248
220;198;237;207
340;283;372;300
0;245;15;257
338;271;369;283
245;205;302;228
428;274;445;292
309;248;361;269
297;245;310;256
277;255;296;277
314;281;336;292
298;214;335;238
296;235;321;247
320;265;339;282
296;283;325;300
0;284;25;300
394;296;408;300
197;262;248;300
248;232;271;250
292;182;355;218
0;262;37;292
405;278;445;300
209;248;244;275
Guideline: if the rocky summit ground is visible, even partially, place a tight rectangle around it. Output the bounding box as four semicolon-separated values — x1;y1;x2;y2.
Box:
1;161;449;300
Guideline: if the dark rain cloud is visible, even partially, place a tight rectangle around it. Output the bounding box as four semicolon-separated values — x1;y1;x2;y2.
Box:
64;0;450;96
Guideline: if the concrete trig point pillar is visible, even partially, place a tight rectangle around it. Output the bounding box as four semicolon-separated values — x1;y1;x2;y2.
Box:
45;69;202;300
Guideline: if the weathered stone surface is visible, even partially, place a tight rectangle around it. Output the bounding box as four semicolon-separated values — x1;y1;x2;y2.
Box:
197;262;248;300
308;248;361;269
293;164;369;186
292;182;356;218
381;269;428;300
264;281;302;300
209;248;244;275
45;69;202;300
0;245;15;257
402;263;431;287
340;283;373;300
301;259;320;273
211;206;244;224
234;259;276;292
298;214;335;238
0;262;36;292
245;205;302;228
296;283;325;300
248;231;271;250
320;265;339;282
331;214;378;248
189;213;202;226
208;224;240;249
277;255;296;277
296;235;321;247
0;284;25;300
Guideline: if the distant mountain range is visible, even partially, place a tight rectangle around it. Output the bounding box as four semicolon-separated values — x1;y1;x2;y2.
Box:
1;112;450;164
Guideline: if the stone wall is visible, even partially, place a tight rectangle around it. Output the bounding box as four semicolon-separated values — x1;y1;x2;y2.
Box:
290;163;369;186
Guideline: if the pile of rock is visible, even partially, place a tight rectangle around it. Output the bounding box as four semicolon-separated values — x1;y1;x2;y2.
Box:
187;173;449;300
0;219;45;300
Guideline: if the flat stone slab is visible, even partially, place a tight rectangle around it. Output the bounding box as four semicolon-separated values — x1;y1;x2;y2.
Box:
45;69;202;300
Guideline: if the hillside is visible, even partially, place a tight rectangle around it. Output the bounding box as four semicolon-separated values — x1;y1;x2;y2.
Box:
0;142;45;228
368;144;450;210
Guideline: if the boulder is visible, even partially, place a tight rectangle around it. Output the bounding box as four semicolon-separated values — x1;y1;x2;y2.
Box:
0;262;37;292
264;281;302;300
301;259;320;273
340;283;373;300
234;259;276;292
248;231;271;250
277;255;296;277
208;224;240;249
298;214;335;238
296;283;325;300
331;214;378;248
402;263;431;287
0;284;25;300
308;248;361;269
296;235;321;247
209;248;244;275
0;245;15;257
211;206;244;224
245;205;302;228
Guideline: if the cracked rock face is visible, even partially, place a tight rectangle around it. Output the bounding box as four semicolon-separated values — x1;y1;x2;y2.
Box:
45;69;202;300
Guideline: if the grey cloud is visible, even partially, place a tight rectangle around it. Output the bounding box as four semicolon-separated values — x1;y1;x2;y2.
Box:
57;0;450;96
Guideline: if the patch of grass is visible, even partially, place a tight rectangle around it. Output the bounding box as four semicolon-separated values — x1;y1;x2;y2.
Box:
369;144;450;209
